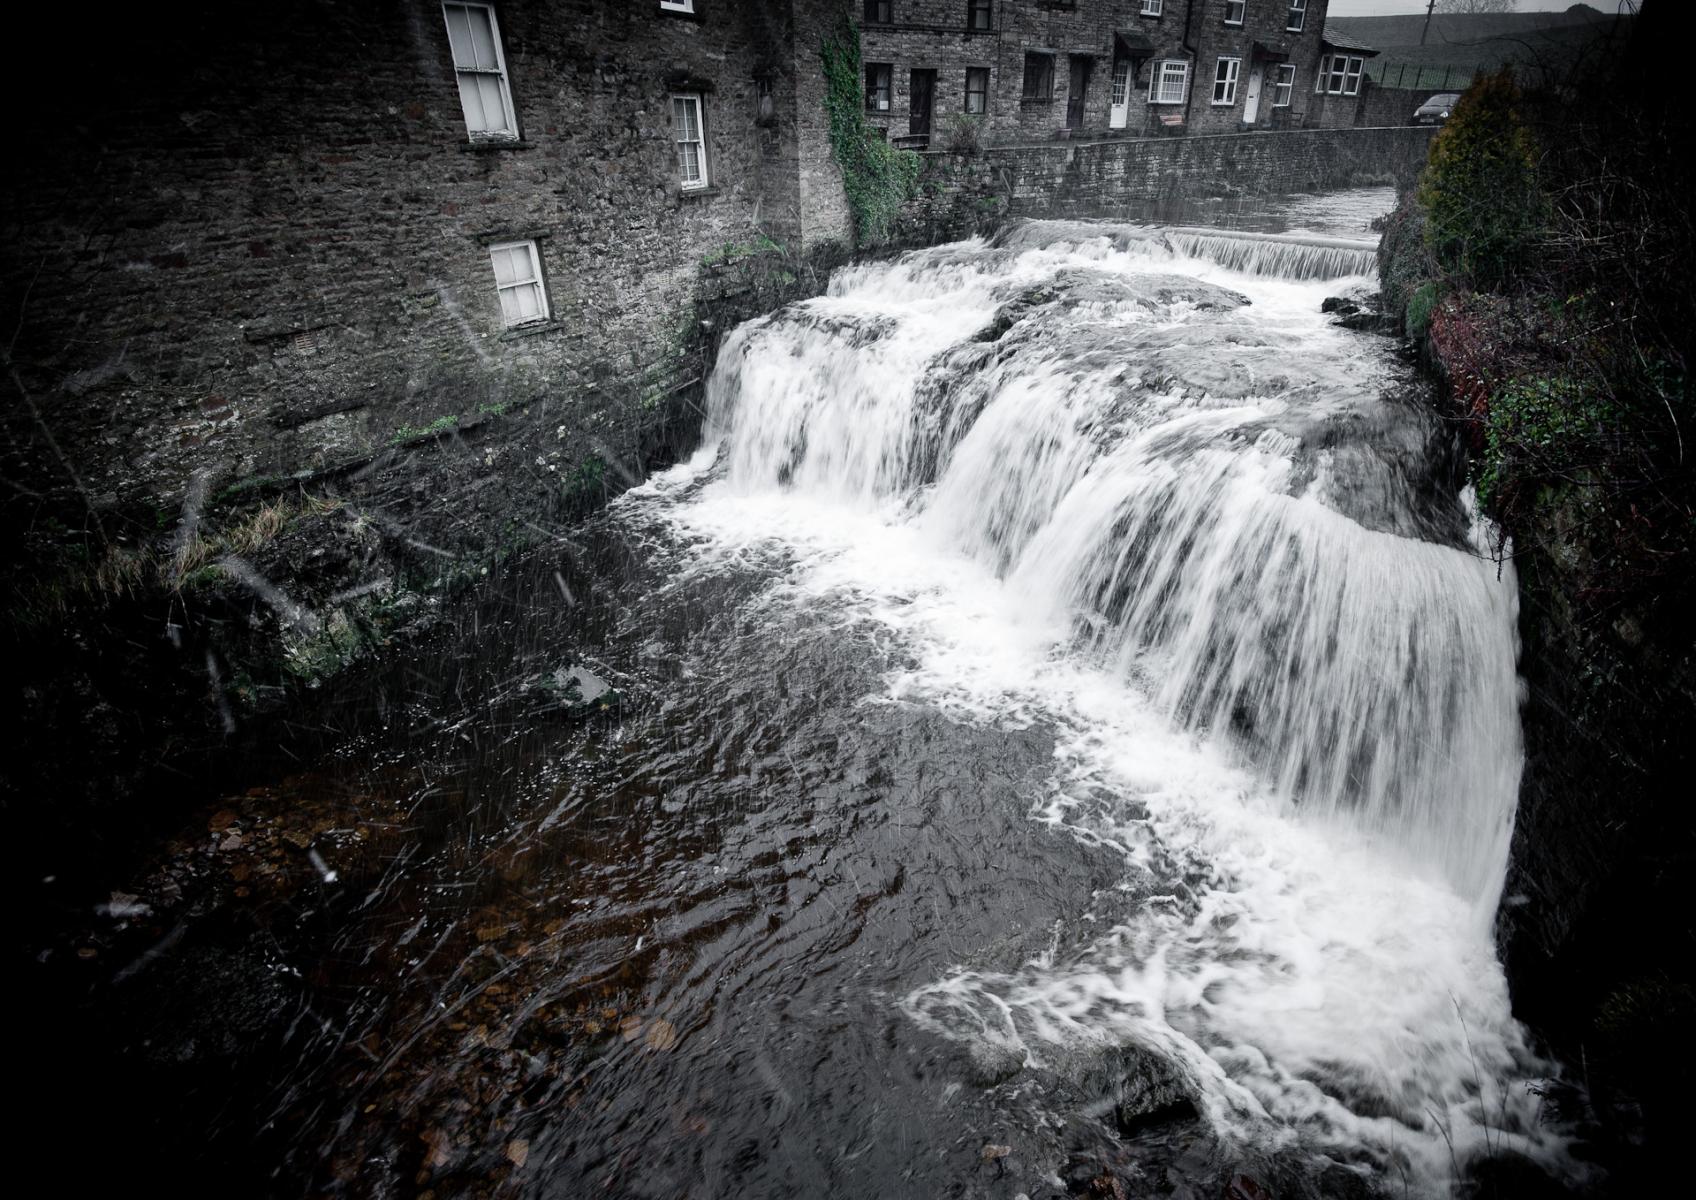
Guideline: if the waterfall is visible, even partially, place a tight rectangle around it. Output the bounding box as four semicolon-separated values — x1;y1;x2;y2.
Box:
708;220;1516;906
1165;227;1381;279
651;214;1565;1192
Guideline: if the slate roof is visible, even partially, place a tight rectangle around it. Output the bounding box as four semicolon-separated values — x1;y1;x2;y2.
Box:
1321;25;1381;56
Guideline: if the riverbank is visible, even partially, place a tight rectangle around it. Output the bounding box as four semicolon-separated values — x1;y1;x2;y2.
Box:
1376;47;1694;1191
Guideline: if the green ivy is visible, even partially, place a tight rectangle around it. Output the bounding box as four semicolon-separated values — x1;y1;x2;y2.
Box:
819;18;922;246
1476;373;1611;508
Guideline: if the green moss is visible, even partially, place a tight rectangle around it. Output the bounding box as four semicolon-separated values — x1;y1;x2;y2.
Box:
390;413;460;445
819;18;922;246
1405;280;1441;340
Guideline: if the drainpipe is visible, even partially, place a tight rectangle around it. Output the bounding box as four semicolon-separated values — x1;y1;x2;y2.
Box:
1180;0;1199;129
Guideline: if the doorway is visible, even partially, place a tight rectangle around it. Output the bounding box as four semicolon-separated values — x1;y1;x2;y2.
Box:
1109;58;1130;129
909;69;935;144
1243;66;1265;124
1066;55;1092;129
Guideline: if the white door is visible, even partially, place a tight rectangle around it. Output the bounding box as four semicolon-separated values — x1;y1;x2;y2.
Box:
1243;67;1264;124
1109;60;1130;129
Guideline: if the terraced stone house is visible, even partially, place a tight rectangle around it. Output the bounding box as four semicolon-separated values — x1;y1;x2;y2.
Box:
859;1;1385;147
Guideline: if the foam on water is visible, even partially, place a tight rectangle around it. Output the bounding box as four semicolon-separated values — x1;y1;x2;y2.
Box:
624;217;1572;1193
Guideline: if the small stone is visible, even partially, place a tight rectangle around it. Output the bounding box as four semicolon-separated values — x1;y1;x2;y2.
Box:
982;1143;1012;1161
505;1139;529;1168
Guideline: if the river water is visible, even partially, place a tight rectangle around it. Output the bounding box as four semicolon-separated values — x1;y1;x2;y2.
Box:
235;190;1574;1197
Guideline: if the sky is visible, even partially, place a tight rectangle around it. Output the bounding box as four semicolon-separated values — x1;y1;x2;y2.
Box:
1326;0;1632;14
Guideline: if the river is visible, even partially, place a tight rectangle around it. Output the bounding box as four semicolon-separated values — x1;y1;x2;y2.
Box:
171;189;1575;1197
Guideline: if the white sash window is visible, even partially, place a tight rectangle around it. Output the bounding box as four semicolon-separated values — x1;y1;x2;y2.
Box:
672;94;708;190
1149;59;1189;105
489;241;548;328
443;3;517;140
1213;57;1241;106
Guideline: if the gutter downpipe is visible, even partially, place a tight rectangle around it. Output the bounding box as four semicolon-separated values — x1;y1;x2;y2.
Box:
1180;0;1199;129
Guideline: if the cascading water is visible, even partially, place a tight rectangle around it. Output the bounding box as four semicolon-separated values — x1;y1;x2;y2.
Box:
635;206;1571;1193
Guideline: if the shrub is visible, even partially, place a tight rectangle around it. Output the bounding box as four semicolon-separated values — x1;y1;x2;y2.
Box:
1417;70;1546;290
1405;280;1441;340
938;113;986;156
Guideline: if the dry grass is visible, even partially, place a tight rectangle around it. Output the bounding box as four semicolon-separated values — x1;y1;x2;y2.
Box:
9;491;346;630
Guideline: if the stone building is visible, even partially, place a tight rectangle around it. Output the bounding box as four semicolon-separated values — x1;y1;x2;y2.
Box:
859;1;1379;148
1;0;854;530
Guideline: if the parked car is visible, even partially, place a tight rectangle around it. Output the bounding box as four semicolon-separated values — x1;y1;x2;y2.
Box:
1413;93;1461;125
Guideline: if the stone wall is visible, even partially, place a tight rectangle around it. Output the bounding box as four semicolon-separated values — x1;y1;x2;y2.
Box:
896;124;1434;241
1;0;852;529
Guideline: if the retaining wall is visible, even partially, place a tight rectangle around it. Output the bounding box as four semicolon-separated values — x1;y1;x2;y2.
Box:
897;124;1438;241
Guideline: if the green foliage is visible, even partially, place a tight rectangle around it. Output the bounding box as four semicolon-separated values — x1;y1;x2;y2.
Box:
563;455;606;510
1405;280;1441;340
390;413;460;445
1417;70;1546;289
939;113;986;156
700;234;785;268
1475;372;1613;509
819;19;922;246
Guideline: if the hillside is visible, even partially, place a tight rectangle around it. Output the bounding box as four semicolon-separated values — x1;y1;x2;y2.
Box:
1332;6;1634;90
1329;5;1615;49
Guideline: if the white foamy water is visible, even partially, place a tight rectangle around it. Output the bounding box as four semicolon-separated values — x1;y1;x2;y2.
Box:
622;217;1572;1193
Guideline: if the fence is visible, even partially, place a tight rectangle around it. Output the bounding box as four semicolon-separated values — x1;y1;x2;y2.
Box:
1368;62;1475;91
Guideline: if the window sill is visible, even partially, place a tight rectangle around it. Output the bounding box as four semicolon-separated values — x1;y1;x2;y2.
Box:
499;320;562;342
462;138;534;152
658;7;704;21
678;186;721;200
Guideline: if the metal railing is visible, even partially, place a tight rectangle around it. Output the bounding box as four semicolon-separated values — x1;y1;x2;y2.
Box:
1368;62;1475;91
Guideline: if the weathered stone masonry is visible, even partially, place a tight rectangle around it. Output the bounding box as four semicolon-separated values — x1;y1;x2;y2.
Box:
2;0;853;529
896;124;1435;240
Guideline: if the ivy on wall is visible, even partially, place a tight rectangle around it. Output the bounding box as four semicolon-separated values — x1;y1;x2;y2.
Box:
819;18;921;246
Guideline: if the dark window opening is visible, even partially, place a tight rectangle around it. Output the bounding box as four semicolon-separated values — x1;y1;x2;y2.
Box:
967;0;993;33
965;67;989;114
864;0;892;23
865;63;893;112
1021;52;1054;102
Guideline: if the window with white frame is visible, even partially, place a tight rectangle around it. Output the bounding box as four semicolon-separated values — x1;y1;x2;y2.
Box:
1141;0;1163;15
1272;62;1295;106
659;0;695;13
1287;0;1306;33
1316;54;1364;96
1224;0;1245;25
489;241;548;327
1110;60;1130;107
1149;59;1188;104
672;93;708;189
442;3;517;140
1212;57;1241;105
